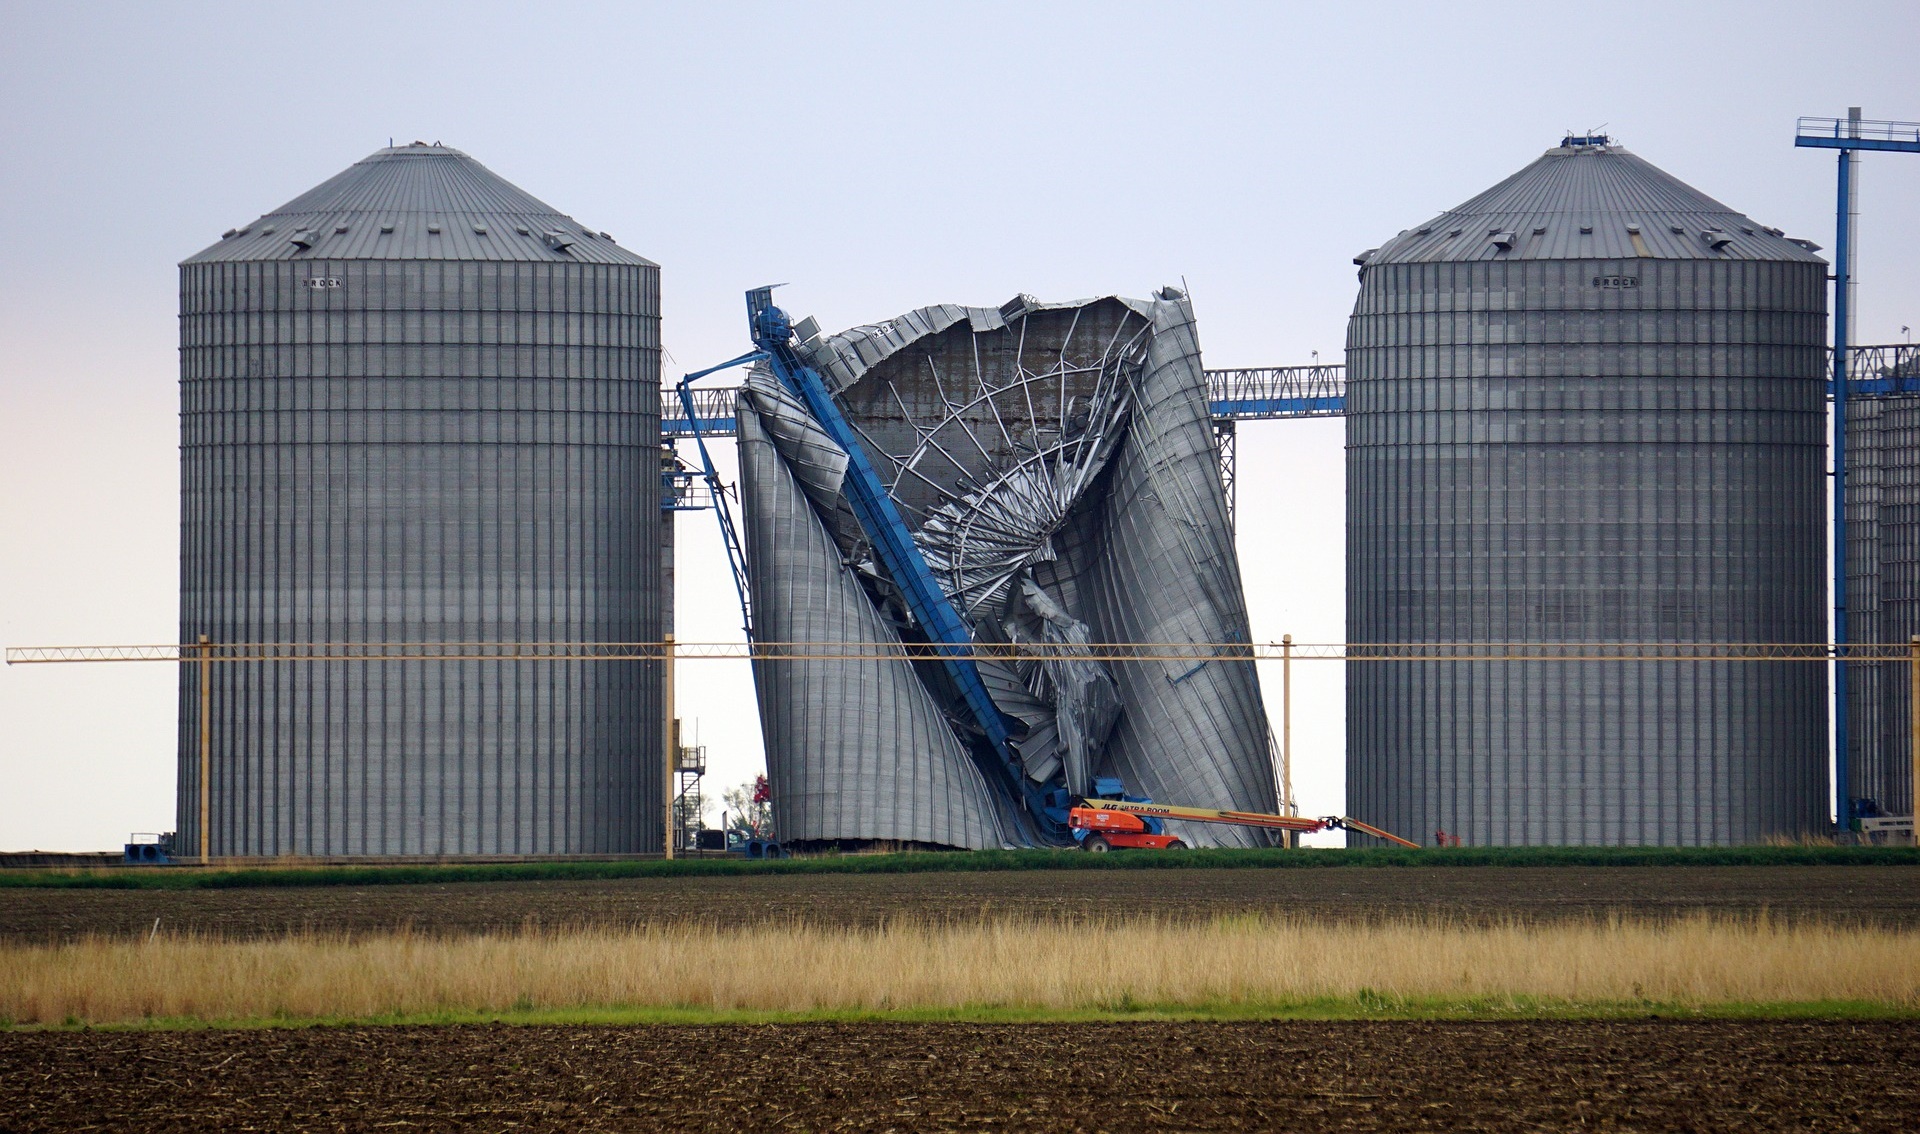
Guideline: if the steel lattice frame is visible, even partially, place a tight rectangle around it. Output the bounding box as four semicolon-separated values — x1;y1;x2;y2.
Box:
839;307;1153;621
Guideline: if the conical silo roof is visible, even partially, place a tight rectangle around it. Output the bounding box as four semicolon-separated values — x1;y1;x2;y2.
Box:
183;142;654;266
1359;136;1824;266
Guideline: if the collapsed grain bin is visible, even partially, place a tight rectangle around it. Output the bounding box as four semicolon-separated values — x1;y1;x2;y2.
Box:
178;143;662;856
1345;135;1829;845
737;288;1280;848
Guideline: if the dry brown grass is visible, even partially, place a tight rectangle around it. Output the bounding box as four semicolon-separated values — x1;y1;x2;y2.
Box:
3;915;1916;1025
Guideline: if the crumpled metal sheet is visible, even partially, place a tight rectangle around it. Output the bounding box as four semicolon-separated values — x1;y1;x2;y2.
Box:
735;394;1011;850
1078;289;1281;846
1013;579;1120;797
739;368;848;518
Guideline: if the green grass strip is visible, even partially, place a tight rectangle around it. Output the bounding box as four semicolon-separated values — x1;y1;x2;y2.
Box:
3;844;1917;891
9;995;1917;1031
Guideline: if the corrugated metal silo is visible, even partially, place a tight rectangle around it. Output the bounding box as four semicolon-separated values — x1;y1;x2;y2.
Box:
1346;136;1828;845
1846;380;1920;817
178;143;662;856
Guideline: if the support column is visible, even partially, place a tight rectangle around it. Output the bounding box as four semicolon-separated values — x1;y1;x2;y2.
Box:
1282;632;1294;849
1833;111;1859;837
197;633;211;863
663;633;676;858
1213;419;1237;532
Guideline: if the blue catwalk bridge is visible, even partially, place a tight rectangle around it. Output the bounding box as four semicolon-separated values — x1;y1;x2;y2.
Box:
662;344;1917;438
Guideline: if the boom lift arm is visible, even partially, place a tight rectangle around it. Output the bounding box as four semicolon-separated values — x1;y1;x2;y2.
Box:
1070;795;1421;850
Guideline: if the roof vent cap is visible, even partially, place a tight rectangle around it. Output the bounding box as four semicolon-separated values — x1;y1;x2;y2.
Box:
380;223;394;234
334;224;349;233
472;223;488;235
221;228;238;239
1702;229;1734;249
289;229;317;249
1579;225;1593;234
426;223;442;234
1491;230;1517;250
542;230;575;251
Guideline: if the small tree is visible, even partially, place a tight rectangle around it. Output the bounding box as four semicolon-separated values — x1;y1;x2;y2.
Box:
721;774;773;837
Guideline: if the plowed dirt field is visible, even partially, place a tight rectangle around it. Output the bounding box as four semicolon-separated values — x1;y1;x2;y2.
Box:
3;1020;1914;1132
7;865;1920;942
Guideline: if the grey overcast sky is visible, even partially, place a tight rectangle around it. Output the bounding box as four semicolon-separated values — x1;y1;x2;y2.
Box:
2;0;1916;850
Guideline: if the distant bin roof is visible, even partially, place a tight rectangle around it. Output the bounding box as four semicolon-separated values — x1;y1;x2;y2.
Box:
182;142;655;266
1356;136;1825;268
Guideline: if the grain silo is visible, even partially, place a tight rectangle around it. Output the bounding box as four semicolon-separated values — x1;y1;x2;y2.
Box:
1845;356;1920;819
1346;135;1828;846
178;143;662;857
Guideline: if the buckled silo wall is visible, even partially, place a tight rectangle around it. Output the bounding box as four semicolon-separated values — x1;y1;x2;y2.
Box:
734;393;1011;850
1346;258;1828;845
177;258;662;856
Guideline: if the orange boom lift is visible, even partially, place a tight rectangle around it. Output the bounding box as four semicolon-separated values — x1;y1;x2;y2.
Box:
1068;791;1420;851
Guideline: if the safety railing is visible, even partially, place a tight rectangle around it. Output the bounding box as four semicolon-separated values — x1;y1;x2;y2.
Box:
1797;116;1920;146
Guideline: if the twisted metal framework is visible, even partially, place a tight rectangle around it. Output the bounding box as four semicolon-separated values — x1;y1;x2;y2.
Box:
844;309;1152;619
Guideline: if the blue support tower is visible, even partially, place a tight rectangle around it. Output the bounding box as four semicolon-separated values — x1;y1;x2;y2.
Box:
671;350;767;639
1796;110;1920;832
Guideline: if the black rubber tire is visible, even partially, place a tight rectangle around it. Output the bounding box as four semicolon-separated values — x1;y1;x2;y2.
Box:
1165;839;1189;850
1083;835;1112;853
